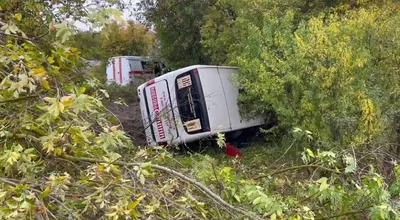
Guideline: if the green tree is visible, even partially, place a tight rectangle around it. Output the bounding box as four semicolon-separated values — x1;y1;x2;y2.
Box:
138;0;216;69
201;0;400;146
100;20;155;57
68;31;102;60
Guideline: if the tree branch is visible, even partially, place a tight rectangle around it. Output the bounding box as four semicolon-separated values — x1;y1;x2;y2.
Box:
60;154;262;220
0;30;49;42
254;165;340;180
0;177;82;220
0;95;39;104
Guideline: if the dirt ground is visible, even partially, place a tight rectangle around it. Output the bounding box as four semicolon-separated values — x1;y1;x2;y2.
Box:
105;85;148;146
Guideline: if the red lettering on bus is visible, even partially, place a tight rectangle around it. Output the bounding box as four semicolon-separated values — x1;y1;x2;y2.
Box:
150;87;166;139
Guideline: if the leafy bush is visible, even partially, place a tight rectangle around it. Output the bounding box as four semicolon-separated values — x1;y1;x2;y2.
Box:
202;0;400;147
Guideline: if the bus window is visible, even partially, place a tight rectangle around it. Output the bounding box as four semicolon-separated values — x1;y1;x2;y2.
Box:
141;61;152;70
175;70;210;134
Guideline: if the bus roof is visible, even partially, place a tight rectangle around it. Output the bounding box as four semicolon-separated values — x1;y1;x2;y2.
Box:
138;65;238;89
109;56;153;60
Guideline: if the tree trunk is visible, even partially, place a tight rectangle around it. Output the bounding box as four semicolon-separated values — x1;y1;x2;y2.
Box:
350;0;357;8
395;112;400;158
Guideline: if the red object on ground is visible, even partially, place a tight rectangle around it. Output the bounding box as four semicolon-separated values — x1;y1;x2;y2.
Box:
225;143;243;158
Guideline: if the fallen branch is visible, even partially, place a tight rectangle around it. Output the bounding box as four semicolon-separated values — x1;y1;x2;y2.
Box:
254;165;340;180
316;206;372;220
61;154;262;220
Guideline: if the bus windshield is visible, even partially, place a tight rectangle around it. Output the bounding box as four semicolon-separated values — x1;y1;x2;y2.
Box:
128;59;152;71
175;70;210;134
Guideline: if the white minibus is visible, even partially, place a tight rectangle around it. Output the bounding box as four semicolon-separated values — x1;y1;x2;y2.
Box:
106;56;154;85
137;65;265;146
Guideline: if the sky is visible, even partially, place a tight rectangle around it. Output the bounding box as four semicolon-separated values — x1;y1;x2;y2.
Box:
74;0;140;31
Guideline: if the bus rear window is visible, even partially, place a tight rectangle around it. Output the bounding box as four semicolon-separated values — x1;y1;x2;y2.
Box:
175;70;210;134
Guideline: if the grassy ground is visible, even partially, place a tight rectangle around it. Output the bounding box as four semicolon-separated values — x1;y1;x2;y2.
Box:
169;137;307;181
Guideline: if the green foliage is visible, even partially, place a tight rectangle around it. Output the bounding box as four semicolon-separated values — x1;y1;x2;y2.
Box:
202;0;400;147
183;145;400;219
138;0;216;68
68;31;102;60
100;20;154;58
3;0;400;219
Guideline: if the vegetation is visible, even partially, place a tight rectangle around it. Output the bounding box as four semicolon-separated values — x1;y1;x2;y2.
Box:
99;21;154;59
137;0;216;69
1;0;400;220
68;31;102;60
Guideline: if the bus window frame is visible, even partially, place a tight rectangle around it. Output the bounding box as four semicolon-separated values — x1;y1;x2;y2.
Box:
175;69;210;134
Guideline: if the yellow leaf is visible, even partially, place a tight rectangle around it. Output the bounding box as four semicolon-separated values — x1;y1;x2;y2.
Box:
60;96;73;106
58;102;65;113
110;125;120;132
54;148;63;155
7;152;20;165
41;78;50;90
32;67;46;75
15;13;22;21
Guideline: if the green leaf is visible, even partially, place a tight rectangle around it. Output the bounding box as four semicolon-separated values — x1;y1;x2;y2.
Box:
77;86;86;95
53;23;73;43
127;195;145;210
344;154;356;173
0;191;7;198
47;57;55;64
99;89;109;98
20;201;31;210
7;152;20;165
253;196;262;205
139;173;145;184
234;194;241;202
24;148;35;154
39;187;51;199
317;177;329;191
306;148;314;158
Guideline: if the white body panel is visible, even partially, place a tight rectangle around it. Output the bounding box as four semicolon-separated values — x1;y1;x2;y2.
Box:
198;67;231;131
106;56;154;85
138;65;265;146
217;67;265;129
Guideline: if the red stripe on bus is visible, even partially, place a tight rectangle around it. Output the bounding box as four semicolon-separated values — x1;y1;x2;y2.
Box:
112;59;116;80
150;87;166;139
119;58;123;84
129;70;153;75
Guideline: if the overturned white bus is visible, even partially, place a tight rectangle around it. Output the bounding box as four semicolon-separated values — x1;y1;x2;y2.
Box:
137;65;265;146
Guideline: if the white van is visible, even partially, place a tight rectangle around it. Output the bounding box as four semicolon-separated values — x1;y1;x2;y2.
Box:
106;56;154;85
137;65;265;146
